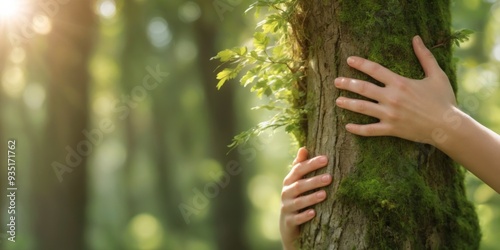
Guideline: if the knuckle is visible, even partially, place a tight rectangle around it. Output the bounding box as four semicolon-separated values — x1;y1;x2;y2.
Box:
355;101;366;112
280;202;287;213
290;182;302;196
294;214;305;225
282;176;289;186
281;186;292;200
291;198;299;209
282;175;291;186
387;96;401;107
393;79;407;91
368;62;382;73
424;50;435;60
352;80;366;94
362;125;374;136
386;110;400;121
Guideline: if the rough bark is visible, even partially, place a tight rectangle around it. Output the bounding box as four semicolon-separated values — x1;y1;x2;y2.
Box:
295;0;480;249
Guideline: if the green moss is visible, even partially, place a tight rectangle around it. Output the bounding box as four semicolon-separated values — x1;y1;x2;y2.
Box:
334;0;480;248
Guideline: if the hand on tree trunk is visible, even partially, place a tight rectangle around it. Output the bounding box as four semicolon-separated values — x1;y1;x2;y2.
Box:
334;35;456;145
335;35;500;193
279;147;332;250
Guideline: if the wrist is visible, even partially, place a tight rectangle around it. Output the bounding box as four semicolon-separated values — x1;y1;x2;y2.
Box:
281;237;297;250
430;106;467;149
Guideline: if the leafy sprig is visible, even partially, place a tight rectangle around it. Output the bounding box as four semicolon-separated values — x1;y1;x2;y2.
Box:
212;0;306;148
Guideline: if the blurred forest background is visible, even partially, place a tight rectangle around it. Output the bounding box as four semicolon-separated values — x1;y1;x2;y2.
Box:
0;0;499;249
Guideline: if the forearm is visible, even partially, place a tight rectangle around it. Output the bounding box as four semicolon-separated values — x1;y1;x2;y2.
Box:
435;107;500;193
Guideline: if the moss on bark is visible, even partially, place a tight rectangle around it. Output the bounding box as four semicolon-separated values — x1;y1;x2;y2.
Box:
296;0;480;248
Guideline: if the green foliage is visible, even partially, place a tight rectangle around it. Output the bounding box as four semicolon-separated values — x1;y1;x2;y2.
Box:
451;29;474;47
432;28;475;49
213;0;306;148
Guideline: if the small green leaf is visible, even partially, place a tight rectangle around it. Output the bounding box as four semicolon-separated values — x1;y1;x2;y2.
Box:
216;67;241;89
213;49;236;62
254;32;269;51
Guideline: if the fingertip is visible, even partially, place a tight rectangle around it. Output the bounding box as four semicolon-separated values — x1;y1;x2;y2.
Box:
293;147;309;165
299;147;308;157
321;174;332;184
413;35;422;45
334;77;342;87
413;35;429;52
318;156;328;165
316;190;327;199
307;209;315;217
345;123;355;132
336;97;345;106
347;56;358;66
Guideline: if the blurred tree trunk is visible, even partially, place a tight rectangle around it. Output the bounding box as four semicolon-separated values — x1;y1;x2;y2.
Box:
121;0;145;221
295;0;480;249
149;1;189;233
194;5;249;250
34;1;95;249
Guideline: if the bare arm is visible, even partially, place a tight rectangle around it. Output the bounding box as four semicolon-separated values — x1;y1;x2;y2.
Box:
334;35;500;193
434;108;500;192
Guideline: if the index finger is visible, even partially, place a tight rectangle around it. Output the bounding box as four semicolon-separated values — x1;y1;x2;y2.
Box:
346;56;401;86
284;156;328;186
292;147;309;165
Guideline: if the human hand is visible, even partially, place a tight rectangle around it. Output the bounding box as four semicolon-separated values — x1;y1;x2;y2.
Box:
279;147;332;250
335;35;457;144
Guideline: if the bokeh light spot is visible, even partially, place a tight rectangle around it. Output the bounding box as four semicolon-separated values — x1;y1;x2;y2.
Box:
175;39;198;63
247;175;280;211
23;83;46;110
178;1;201;23
98;0;116;19
33;15;52;35
147;17;172;48
127;213;164;250
2;66;25;98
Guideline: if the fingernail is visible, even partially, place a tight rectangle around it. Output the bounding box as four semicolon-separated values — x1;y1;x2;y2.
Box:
316;190;326;199
345;124;353;131
414;35;425;48
347;57;356;65
321;174;331;183
336;98;344;105
334;77;342;86
318;156;327;164
308;210;315;216
414;35;422;43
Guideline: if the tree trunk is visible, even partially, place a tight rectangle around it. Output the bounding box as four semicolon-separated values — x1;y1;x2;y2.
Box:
34;1;95;249
295;0;480;249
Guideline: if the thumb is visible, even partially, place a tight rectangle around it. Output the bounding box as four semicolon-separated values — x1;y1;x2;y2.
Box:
412;35;442;77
